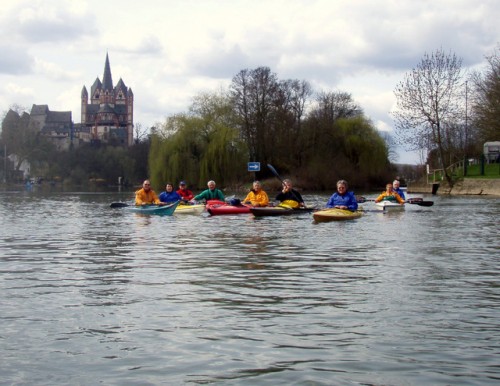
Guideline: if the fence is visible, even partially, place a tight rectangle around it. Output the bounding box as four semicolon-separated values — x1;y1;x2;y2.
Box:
427;156;500;184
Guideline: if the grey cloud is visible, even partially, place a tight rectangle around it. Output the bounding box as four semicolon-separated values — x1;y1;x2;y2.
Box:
188;44;255;78
114;36;164;55
0;46;34;75
6;4;97;44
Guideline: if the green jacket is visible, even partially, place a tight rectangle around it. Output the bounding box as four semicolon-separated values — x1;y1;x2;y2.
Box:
193;188;224;201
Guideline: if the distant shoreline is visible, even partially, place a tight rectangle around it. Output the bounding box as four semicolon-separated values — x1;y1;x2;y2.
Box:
408;178;500;196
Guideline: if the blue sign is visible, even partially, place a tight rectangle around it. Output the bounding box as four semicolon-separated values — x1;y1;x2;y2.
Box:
248;162;260;172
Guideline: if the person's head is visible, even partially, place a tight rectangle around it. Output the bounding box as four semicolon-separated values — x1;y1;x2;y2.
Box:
143;179;151;191
179;181;187;189
393;180;400;189
252;181;262;192
282;179;293;189
386;183;393;192
165;183;174;192
207;180;216;190
336;179;348;193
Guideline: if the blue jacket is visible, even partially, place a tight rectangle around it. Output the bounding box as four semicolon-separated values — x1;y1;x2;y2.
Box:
159;191;182;203
394;187;406;200
326;191;358;211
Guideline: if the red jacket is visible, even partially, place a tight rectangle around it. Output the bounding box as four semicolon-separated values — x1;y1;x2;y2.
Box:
177;188;194;201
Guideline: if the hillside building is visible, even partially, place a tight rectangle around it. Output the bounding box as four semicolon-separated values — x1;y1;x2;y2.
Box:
80;53;134;146
29;104;73;151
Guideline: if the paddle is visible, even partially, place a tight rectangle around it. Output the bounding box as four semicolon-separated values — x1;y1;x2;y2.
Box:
357;196;434;207
110;202;130;208
110;202;171;208
267;164;306;207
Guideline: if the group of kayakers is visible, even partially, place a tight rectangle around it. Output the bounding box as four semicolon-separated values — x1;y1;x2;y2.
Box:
135;180;194;206
135;177;407;209
374;180;406;204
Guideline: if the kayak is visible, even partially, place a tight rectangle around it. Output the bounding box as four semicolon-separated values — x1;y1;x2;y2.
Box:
375;201;405;211
250;206;314;217
313;208;363;222
125;201;179;215
206;200;252;215
175;203;205;214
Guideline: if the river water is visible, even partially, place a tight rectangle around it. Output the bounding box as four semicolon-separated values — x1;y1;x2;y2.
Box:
0;189;499;385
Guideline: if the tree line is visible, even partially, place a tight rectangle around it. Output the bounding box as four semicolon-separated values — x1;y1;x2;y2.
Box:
2;46;498;190
149;67;391;191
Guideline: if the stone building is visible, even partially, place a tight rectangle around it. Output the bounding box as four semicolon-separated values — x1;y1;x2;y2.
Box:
29;104;73;151
80;53;134;146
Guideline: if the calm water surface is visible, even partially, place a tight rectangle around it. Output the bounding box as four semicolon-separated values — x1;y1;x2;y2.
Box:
0;190;499;385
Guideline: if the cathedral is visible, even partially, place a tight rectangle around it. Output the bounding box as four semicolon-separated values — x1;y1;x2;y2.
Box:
80;53;134;146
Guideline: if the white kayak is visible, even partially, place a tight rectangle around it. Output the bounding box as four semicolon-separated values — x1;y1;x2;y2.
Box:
375;201;405;211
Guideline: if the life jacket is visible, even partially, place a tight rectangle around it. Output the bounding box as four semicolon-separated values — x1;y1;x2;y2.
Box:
279;199;300;209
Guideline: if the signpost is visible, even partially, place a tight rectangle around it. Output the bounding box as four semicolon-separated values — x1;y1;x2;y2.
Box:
248;162;260;180
247;162;260;172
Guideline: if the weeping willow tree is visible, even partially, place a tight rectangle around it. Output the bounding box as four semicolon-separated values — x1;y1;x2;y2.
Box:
148;114;205;189
339;117;390;186
149;91;248;189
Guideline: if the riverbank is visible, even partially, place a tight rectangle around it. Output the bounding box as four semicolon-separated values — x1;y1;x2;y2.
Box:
408;178;500;196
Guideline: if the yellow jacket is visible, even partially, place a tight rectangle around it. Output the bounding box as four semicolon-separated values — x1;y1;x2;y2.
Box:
375;191;405;204
243;190;269;207
135;188;161;205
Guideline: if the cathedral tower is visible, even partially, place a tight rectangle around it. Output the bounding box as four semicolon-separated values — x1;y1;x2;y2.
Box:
80;53;134;146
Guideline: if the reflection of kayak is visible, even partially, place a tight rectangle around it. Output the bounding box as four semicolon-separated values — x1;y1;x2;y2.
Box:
206;200;251;215
125;201;179;215
175;203;205;214
250;206;314;217
313;208;363;222
375;201;405;211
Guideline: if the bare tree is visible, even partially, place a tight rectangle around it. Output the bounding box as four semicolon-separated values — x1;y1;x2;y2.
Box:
392;49;465;187
133;122;150;144
312;91;363;123
381;132;399;163
470;45;500;145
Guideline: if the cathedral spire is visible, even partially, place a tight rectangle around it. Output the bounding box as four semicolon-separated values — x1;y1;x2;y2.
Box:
102;53;113;91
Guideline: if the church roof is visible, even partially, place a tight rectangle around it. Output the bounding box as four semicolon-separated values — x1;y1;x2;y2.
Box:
30;104;72;133
98;103;116;113
30;104;49;115
115;78;128;95
102;53;113;91
91;78;102;97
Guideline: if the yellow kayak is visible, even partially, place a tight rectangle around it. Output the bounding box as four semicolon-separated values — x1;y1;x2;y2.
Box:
175;203;205;214
313;208;363;222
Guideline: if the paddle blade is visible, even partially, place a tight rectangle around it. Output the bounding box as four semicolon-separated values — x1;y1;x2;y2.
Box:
110;202;129;208
267;164;283;182
416;201;434;207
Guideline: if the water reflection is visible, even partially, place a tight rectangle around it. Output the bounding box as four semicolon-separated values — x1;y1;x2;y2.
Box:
0;191;499;385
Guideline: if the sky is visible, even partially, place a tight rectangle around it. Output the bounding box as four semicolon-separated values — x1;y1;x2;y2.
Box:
0;0;498;164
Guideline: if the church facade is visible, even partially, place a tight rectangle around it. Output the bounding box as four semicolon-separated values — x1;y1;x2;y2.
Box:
80;54;134;146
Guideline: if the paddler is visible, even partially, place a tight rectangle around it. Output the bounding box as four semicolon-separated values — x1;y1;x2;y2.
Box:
275;179;305;208
375;183;405;204
325;179;358;211
135;179;162;206
243;181;270;207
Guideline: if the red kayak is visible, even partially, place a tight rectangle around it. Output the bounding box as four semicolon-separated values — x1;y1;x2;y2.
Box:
206;200;252;216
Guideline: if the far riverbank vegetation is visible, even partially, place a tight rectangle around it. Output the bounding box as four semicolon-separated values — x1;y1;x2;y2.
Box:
1;46;499;191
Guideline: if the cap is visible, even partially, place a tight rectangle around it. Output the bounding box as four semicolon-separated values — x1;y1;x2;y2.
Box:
179;181;187;185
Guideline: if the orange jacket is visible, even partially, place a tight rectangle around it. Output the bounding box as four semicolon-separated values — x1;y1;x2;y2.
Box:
375;191;405;204
243;190;269;207
135;188;161;205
